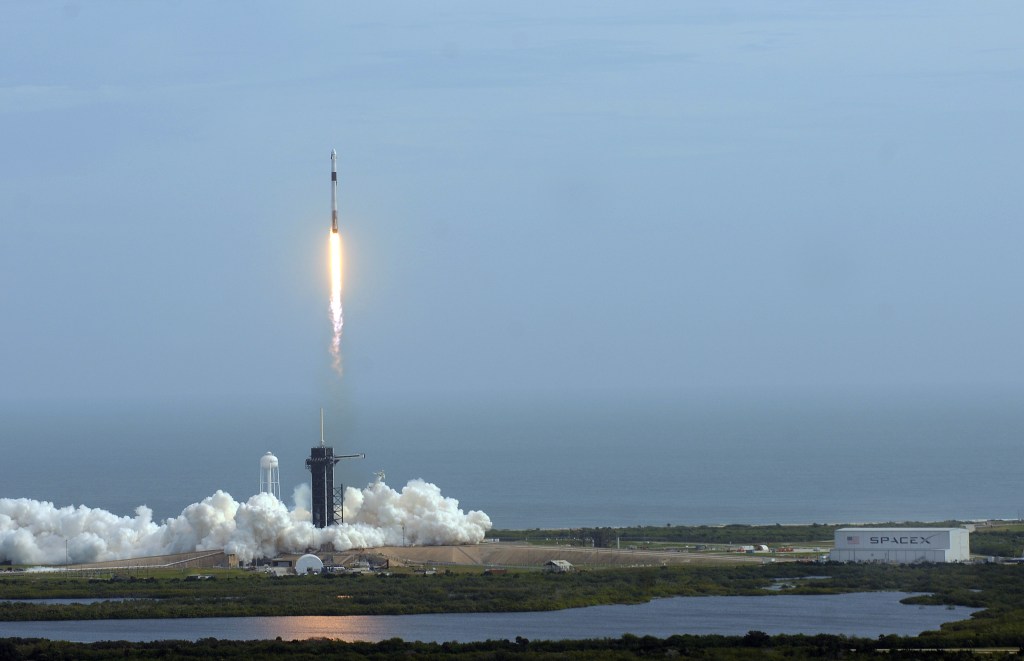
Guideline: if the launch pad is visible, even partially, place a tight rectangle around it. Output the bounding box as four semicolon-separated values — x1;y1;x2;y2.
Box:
306;409;363;528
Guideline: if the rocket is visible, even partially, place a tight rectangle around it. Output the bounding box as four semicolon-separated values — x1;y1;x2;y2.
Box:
330;149;338;234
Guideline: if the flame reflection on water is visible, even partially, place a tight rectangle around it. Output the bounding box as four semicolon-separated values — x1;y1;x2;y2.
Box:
0;594;980;644
256;615;389;642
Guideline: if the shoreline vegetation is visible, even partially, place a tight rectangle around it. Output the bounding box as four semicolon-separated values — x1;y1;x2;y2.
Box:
3;522;1024;658
2;634;1023;660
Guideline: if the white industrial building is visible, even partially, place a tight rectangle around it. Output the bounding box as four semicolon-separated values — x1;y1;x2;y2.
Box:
295;554;325;575
544;560;575;573
830;528;970;563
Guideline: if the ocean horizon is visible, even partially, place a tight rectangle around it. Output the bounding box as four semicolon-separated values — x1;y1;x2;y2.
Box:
2;388;1021;530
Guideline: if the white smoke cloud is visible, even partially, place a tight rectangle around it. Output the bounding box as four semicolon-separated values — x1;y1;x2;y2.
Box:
292;483;312;515
0;479;491;565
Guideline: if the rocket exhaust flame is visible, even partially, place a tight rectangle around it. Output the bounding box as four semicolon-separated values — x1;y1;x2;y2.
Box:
329;230;343;373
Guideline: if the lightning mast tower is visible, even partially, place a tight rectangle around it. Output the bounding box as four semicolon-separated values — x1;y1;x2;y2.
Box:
306;408;364;528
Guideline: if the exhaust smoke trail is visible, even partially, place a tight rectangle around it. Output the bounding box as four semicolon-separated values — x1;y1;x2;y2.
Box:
329;230;343;373
0;479;491;565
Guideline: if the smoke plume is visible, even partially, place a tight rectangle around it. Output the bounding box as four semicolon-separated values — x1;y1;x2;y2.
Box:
0;479;491;565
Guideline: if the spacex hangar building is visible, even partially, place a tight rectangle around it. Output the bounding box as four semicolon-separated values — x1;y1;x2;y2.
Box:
830;528;970;563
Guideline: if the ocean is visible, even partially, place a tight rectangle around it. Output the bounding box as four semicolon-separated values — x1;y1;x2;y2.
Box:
1;390;1021;529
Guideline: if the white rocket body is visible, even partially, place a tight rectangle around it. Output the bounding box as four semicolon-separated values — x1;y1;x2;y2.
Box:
331;149;338;234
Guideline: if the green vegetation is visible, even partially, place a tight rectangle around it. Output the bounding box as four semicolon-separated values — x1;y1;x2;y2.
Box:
0;631;1022;659
5;563;1024;656
0;566;811;620
0;563;1019;622
967;524;1024;558
489;521;969;548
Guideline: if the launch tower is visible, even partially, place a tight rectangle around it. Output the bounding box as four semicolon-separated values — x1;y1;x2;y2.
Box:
306;409;364;528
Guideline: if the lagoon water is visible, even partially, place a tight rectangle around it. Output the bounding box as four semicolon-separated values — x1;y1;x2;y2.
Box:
0;593;980;643
2;393;1021;529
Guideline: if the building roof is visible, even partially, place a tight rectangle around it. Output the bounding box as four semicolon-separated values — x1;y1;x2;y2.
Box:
831;532;966;536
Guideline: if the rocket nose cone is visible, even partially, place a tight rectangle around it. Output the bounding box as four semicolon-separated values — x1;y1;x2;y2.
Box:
331;149;336;158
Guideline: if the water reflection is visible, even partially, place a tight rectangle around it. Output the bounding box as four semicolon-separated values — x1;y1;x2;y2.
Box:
0;593;979;643
264;615;390;641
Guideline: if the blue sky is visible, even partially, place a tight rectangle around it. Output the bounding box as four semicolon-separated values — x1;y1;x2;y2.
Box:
3;1;1024;411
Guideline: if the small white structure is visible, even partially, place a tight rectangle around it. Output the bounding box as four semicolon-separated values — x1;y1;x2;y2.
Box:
544;560;575;573
295;554;325;575
830;528;970;564
259;452;281;499
265;558;293;577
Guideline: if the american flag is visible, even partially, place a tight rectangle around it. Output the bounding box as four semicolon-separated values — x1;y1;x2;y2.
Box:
847;536;860;544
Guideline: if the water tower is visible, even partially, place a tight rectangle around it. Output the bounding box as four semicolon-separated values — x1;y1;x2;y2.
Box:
259;451;280;499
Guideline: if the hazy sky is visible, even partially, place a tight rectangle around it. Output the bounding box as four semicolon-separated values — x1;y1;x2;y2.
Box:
3;2;1024;410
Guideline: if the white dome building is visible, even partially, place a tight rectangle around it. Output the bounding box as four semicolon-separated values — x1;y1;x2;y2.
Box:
295;554;324;575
